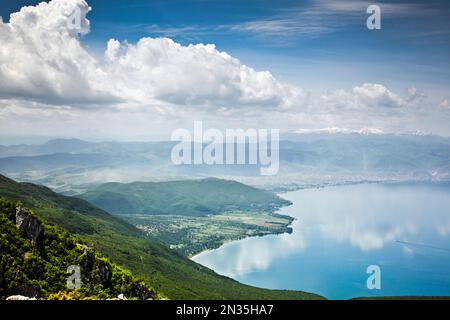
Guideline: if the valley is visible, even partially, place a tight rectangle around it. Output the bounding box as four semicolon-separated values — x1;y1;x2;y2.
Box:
123;211;293;256
76;178;295;256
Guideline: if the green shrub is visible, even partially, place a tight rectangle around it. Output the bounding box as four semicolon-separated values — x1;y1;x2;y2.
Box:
0;198;156;300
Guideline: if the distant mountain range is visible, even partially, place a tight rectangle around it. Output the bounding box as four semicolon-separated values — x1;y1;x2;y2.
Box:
0;133;449;193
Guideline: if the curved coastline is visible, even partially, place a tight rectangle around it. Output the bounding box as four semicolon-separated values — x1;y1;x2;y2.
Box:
190;192;295;260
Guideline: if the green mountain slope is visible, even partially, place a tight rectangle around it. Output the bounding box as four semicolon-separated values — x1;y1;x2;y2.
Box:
0;198;157;300
0;175;323;300
78;178;291;216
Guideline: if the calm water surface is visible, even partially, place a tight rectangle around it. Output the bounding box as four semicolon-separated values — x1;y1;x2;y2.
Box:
192;183;450;299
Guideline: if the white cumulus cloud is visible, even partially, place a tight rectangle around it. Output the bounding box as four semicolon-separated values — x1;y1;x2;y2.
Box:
0;0;447;138
0;0;118;106
322;83;405;111
0;0;308;112
103;37;309;110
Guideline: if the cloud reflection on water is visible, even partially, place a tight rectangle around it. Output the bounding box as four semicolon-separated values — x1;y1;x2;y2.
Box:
193;183;450;278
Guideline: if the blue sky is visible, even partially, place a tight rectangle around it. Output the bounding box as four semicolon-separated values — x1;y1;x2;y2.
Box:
89;0;447;93
67;0;450;91
2;0;449;91
0;0;449;139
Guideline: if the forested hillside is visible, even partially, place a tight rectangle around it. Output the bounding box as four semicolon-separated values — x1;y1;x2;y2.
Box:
0;198;157;300
79;178;291;216
0;175;323;300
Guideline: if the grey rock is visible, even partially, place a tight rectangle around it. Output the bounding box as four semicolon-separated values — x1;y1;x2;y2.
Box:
130;282;156;300
80;246;95;274
6;295;37;300
97;261;112;287
15;207;44;250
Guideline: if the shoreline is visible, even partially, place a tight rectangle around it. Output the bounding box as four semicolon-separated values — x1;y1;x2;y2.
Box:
190;206;296;261
262;178;450;194
191;180;450;260
189;221;295;260
189;225;295;260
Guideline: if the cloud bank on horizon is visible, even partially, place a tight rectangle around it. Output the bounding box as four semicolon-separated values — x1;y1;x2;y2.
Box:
0;0;449;140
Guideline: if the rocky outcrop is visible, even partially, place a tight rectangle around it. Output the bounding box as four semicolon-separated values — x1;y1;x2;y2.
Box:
106;294;128;300
1;199;159;300
15;280;40;298
97;262;112;287
81;246;112;288
130;282;156;300
6;295;37;300
79;246;154;298
117;294;127;300
80;246;95;274
15;207;44;251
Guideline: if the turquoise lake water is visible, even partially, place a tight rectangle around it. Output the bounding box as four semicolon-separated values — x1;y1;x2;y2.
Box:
193;183;450;299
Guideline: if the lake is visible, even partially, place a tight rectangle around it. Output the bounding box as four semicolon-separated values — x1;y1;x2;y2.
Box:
192;183;450;299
